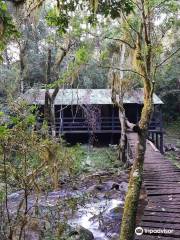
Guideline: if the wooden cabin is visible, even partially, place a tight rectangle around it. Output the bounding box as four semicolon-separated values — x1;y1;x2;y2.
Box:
22;88;164;152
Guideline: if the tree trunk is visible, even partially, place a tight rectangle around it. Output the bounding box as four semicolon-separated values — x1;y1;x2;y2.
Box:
118;107;126;163
44;90;56;137
44;48;56;137
43;40;71;137
19;42;26;93
120;94;153;240
118;44;127;163
119;131;146;240
50;102;56;137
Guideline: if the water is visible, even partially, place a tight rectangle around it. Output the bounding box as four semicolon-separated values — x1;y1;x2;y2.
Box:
70;199;123;240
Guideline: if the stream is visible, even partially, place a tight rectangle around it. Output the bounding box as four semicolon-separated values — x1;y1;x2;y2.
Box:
6;171;128;240
70;199;124;240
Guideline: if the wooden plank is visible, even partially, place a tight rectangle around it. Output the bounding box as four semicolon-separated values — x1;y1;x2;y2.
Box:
144;182;180;185
145;185;178;188
142;215;180;223
147;190;180;195
146;186;179;190
144;178;180;182
145;181;180;184
144;169;180;172
145;208;180;213
143;211;180;218
149;196;180;202
143;173;180;179
146;206;180;211
146;203;180;208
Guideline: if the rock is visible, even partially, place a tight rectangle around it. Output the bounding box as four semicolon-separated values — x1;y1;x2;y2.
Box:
109;206;123;219
111;233;119;240
164;144;178;152
69;226;94;240
111;183;119;190
49;224;94;240
104;181;120;191
77;226;94;240
87;184;105;192
8;190;24;200
16;231;39;240
119;182;128;192
109;144;118;150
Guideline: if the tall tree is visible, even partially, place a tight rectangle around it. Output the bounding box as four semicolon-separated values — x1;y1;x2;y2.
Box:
108;42;134;164
116;1;180;239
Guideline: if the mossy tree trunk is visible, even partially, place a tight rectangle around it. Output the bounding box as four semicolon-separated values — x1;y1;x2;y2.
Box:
19;41;27;93
120;96;153;240
118;44;128;163
118;107;127;163
44;40;71;137
110;43;131;164
120;1;154;238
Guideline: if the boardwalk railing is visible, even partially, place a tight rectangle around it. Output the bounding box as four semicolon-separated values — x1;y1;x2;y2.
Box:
38;116;164;153
148;130;164;154
39;117;161;131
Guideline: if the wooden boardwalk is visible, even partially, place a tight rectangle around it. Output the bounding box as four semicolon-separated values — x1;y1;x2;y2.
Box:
127;133;180;240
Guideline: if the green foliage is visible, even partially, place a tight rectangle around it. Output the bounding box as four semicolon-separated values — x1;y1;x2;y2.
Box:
0;103;87;238
0;0;20;58
46;7;69;35
0;190;5;203
49;44;92;88
75;45;90;64
0;102;86;189
45;0;134;35
0;125;9;138
0;64;20;99
96;0;133;18
66;144;85;174
77;146;119;171
163;0;179;12
156;38;180;122
99;49;109;61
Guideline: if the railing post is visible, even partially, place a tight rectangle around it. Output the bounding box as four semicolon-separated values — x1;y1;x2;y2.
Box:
152;132;154;142
159;107;163;132
159;107;164;154
160;132;164;154
112;107;115;130
156;132;159;150
61;109;64;134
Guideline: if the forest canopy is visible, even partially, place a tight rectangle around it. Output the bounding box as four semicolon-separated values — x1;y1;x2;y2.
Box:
0;0;179;120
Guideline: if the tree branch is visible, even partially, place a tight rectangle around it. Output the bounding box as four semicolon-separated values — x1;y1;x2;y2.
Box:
87;31;135;49
155;47;180;69
122;12;139;36
151;0;170;13
85;63;146;79
103;36;135;49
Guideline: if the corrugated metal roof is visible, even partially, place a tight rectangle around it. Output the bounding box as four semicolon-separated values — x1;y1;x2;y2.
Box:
21;88;163;105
